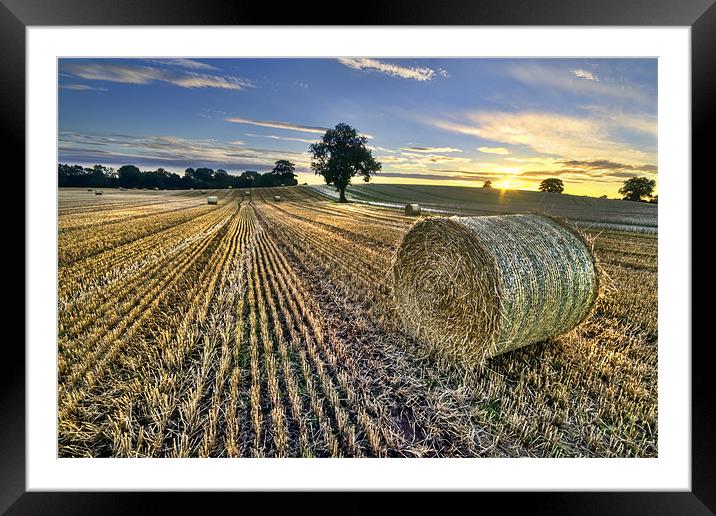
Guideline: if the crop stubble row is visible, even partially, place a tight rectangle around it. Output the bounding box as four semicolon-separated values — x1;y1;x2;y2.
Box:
58;187;657;457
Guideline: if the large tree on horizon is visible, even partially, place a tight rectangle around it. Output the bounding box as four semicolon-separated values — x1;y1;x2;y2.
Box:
309;123;381;203
117;165;142;188
271;159;298;186
619;176;656;202
539;178;564;193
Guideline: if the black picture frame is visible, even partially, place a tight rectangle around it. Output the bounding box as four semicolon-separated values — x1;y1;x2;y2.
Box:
3;0;710;512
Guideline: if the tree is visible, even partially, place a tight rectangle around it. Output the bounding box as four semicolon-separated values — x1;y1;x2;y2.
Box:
214;168;231;188
482;180;493;188
271;160;298;186
118;165;142;188
238;170;259;188
619;176;656;202
539;178;564;193
194;167;215;183
309;123;381;202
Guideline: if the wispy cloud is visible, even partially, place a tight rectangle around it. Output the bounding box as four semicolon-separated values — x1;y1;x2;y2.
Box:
228;117;373;138
572;69;599;81
400;146;463;153
244;133;319;144
197;109;228;119
582;106;657;137
226;117;329;134
377;171;494;182
338;58;440;81
559;159;657;172
60;84;107;91
62;62;253;90
506;62;651;105
478;146;509;155
144;58;218;70
431;111;656;165
58;131;311;172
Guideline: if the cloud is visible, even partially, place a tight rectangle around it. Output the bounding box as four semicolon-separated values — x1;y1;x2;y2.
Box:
62;61;253;90
337;58;439;81
559;159;657;172
506;62;652;105
226;117;329;134
58;131;312;172
431;111;655;164
572;69;599;81
400;146;463;153
376;171;491;182
244;133;319;144
228;117;373;139
392;149;472;169
478;146;509;155
144;58;218;70
60;84;107;91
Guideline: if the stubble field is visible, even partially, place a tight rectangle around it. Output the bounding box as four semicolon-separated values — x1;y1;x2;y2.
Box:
58;185;658;458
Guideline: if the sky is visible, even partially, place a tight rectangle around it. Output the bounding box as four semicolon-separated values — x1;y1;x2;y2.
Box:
58;58;657;197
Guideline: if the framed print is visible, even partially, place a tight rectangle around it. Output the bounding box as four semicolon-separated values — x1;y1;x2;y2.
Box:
5;0;712;512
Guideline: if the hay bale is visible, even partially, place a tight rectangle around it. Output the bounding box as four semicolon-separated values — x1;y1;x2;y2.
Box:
405;203;421;216
273;195;281;201
94;190;103;195
207;196;218;205
392;214;599;366
200;190;208;194
86;188;93;192
154;187;160;191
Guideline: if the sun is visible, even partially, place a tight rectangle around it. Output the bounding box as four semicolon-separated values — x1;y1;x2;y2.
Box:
499;178;512;190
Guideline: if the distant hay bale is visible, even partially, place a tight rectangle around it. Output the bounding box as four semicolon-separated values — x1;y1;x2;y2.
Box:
94;190;103;195
87;189;93;192
228;186;233;189
200;190;208;194
274;195;281;201
153;187;159;191
405;203;421;216
392;214;599;366
207;196;218;205
245;190;252;196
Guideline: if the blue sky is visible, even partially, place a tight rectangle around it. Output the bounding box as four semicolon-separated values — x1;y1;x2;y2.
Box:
59;58;657;197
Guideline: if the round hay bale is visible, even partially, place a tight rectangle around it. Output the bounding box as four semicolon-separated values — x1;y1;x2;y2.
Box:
94;190;103;195
207;196;218;205
405;203;421;216
274;195;281;201
392;214;599;366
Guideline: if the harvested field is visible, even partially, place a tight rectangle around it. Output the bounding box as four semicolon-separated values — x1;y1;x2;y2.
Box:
312;183;658;232
58;186;658;458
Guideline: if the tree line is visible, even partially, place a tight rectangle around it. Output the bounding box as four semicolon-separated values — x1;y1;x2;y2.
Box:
58;160;299;190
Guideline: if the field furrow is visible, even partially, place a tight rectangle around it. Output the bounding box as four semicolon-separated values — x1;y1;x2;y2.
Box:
57;186;658;458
